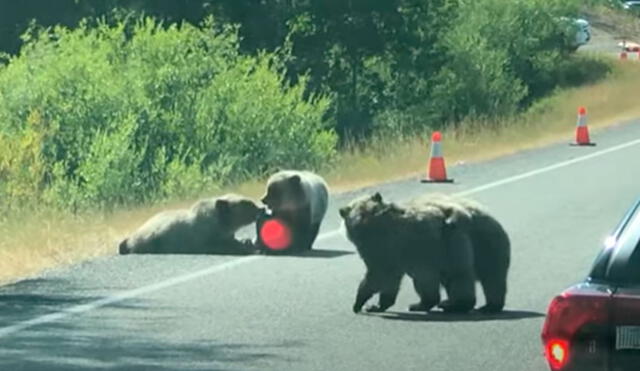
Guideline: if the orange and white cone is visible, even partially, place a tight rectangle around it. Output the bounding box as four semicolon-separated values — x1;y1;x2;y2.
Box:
570;106;595;146
620;40;628;60
421;131;454;183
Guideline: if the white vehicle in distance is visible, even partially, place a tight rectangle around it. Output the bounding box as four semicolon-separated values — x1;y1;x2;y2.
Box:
573;19;591;48
621;1;640;15
559;17;591;52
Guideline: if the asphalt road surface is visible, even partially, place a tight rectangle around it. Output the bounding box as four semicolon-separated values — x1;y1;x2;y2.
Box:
1;121;640;371
578;22;634;57
580;25;624;55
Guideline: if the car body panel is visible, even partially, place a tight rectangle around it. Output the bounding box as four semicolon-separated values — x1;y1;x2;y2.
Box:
542;197;640;371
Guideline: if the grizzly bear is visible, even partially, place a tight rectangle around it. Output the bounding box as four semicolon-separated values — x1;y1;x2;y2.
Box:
339;192;458;314
413;193;511;314
258;170;329;253
118;193;263;255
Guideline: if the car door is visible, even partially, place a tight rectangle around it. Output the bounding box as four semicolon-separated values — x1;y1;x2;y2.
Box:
609;215;640;371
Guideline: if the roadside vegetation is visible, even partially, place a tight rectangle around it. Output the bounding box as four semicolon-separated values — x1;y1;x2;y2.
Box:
0;0;637;283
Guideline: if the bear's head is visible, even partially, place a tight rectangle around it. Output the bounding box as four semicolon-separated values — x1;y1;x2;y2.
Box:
194;194;263;231
261;172;305;211
340;192;398;268
217;194;263;231
339;192;391;240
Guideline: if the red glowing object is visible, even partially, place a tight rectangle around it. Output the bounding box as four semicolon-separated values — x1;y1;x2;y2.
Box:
259;218;292;250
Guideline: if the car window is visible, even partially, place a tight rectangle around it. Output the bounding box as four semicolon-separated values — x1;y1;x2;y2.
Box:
589;200;640;281
623;241;640;284
590;247;615;280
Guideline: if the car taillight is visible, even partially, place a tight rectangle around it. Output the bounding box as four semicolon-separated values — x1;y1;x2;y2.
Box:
541;288;611;370
545;339;570;369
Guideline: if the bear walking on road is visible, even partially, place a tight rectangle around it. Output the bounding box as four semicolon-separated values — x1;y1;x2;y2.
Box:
118;193;263;255
340;191;511;314
258;170;329;253
340;192;456;313
413;193;511;314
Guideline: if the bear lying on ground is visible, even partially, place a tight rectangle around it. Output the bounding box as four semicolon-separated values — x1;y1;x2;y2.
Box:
258;170;329;253
118;193;263;255
340;192;454;313
340;192;510;314
413;193;511;314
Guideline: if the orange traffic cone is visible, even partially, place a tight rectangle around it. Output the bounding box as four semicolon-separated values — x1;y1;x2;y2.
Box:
570;106;596;146
621;40;628;60
421;131;454;183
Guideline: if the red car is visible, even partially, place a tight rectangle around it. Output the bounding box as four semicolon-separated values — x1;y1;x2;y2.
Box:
541;198;640;370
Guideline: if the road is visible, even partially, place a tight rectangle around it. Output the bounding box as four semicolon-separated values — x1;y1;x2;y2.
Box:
578;19;637;57
580;24;624;55
0;120;639;371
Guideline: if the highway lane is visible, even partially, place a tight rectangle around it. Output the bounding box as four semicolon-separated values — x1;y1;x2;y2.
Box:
580;23;624;56
0;121;639;370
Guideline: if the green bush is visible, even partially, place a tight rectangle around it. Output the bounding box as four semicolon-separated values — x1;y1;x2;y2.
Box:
432;0;581;121
0;16;336;212
0;1;614;215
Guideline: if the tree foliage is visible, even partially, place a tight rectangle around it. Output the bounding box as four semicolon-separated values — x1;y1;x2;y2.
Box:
0;0;608;211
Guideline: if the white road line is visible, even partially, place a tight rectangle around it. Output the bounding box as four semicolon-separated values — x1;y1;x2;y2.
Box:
453;138;640;197
1;136;639;338
0;255;262;337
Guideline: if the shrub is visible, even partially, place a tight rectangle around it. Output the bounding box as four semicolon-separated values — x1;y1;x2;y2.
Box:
0;16;336;211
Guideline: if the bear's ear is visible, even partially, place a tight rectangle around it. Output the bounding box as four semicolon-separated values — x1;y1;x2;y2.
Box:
372;192;383;203
290;174;301;184
339;206;350;219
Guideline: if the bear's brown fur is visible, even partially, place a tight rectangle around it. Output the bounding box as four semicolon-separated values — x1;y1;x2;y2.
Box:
412;193;511;313
340;192;455;313
119;193;263;255
259;170;329;253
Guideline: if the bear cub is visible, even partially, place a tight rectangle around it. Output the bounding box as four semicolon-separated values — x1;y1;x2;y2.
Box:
413;193;511;314
119;193;263;255
258;170;329;253
340;192;511;314
340;192;452;314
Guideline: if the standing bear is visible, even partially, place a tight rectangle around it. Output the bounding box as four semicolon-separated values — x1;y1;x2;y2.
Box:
340;192;456;314
340;191;511;314
257;170;329;253
413;193;511;314
118;193;263;255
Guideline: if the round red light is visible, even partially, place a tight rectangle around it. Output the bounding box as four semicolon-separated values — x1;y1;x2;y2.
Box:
259;218;292;251
545;339;570;370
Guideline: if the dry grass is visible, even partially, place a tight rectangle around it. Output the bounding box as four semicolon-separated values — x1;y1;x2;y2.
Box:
2;57;640;286
325;57;640;191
